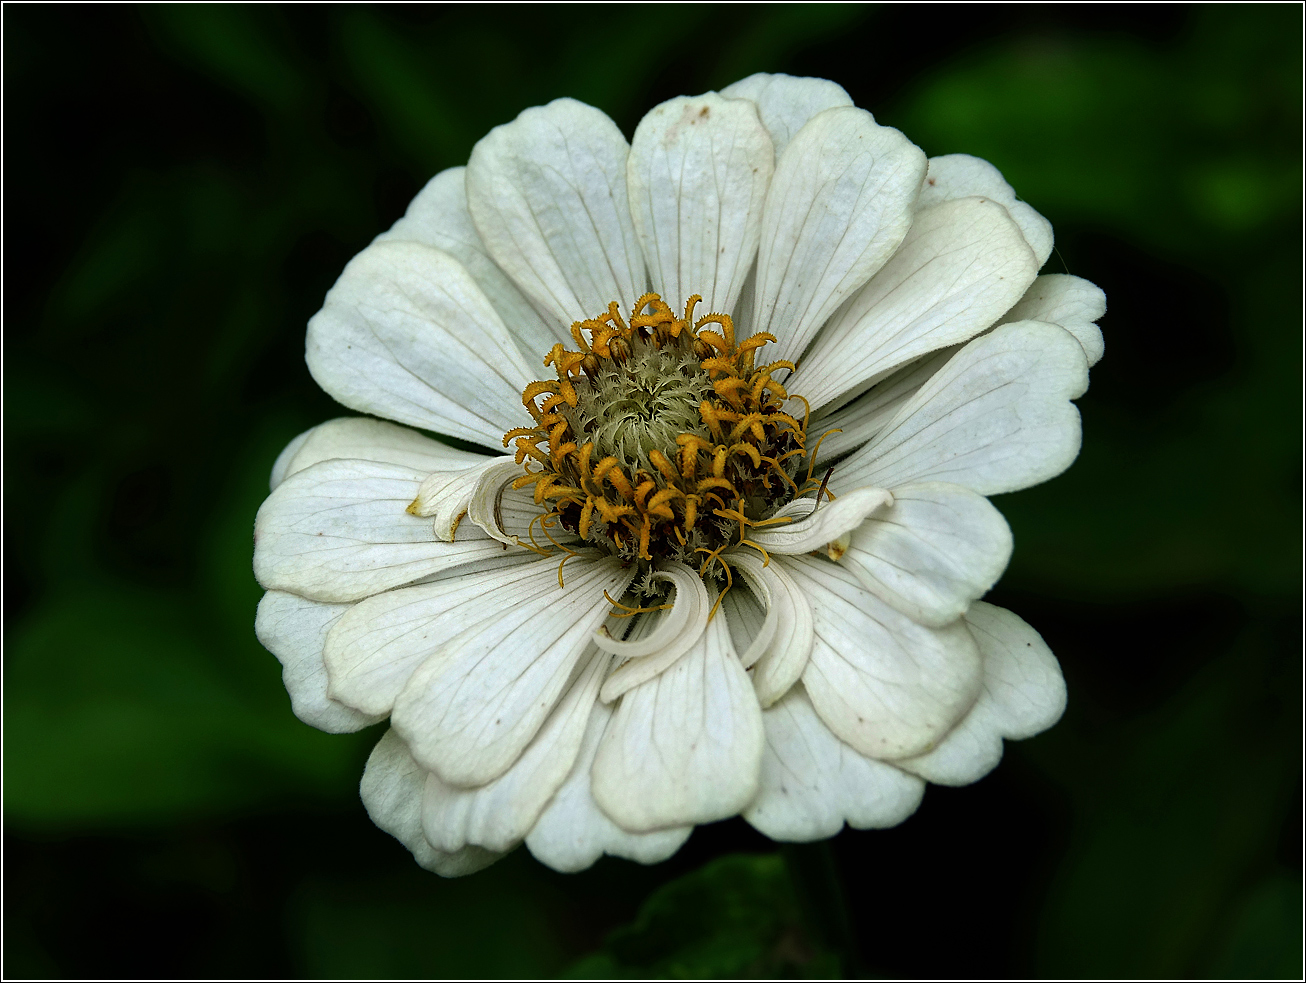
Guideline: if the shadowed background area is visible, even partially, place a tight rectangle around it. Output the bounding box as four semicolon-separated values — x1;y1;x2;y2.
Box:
4;4;1301;978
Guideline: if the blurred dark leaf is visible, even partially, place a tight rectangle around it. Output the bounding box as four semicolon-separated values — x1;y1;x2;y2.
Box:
1032;626;1298;977
1208;870;1304;979
3;581;369;826
894;7;1300;256
568;853;839;979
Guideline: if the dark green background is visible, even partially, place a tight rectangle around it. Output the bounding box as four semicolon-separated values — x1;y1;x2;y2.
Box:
5;4;1301;978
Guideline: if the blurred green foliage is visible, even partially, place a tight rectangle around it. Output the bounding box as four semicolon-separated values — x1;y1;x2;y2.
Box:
4;4;1300;979
569;853;840;978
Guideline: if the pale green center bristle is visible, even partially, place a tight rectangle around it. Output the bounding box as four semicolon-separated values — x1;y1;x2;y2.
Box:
564;334;712;476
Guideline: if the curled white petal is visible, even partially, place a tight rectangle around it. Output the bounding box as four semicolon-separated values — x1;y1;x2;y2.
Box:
253;459;509;603
721;557;777;670
748;486;894;555
843;481;1013;628
465;458;576;550
728;553;814;707
407;454;515;542
592;607;764;832
596;561;711;702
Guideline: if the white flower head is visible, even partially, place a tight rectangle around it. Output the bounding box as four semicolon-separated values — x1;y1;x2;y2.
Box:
253;74;1103;876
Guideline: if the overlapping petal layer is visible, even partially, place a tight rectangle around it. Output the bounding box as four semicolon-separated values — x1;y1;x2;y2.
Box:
896;602;1066;785
377;166;566;354
787;555;982;760
755;107;927;365
525;700;693;872
306;241;536;447
270;416;488;491
592;603;765;832
795;196;1039;412
253;460;510;603
466;98;644;328
255;590;383;734
744;684;925;841
837;320;1089;495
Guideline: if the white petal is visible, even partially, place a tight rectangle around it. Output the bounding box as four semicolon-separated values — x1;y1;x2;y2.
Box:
748;486;893;555
466;98;644;328
270;426;314;491
525;699;691;873
719;73;853;158
843;481;1013;628
806;346;956;461
253;460;510;603
896;602;1066;785
255;590;384;733
720;564;775;670
466;458;577;550
408;455;514;542
592;605;764;831
391;556;637;786
919;154;1054;267
730;260;757;338
997;273;1106;366
359;729;505;877
272;416;490;492
421;647;609;853
786;555;982;759
836;320;1089;496
627;92;773;313
376;166;565;354
754;107;927;365
321;554;544;716
743;683;924;841
795;197;1039;412
597;561;711;702
305;242;537;447
729;554;814;708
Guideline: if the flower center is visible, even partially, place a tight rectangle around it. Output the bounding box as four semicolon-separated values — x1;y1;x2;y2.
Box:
504;294;827;582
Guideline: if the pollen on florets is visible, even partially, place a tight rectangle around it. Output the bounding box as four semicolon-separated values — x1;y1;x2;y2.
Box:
502;293;833;584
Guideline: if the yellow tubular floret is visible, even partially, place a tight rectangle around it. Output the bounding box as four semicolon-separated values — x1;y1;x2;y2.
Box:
501;291;825;568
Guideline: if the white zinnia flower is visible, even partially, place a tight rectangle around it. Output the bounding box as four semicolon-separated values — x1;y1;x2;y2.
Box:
254;73;1104;877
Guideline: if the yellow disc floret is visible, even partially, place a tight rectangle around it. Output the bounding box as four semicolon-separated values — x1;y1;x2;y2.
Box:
504;293;831;580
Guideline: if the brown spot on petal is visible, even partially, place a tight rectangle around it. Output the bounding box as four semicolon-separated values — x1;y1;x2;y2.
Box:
826;534;850;561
